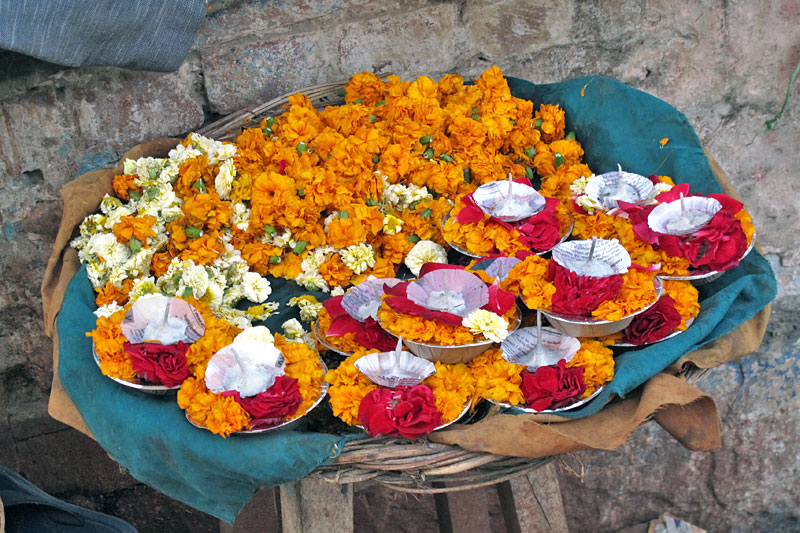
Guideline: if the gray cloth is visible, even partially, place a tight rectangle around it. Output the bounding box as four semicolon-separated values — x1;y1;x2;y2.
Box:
0;0;207;71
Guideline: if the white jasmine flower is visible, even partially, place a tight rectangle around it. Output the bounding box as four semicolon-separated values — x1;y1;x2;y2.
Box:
99;195;124;216
339;244;375;275
404;240;447;276
402;184;430;207
181;264;210;299
235;325;274;345
576;194;603;213
282;319;306;340
382;183;405;205
215;159;236;200
242;272;272;303
569;175;593;196
202;280;225;308
382;214;403;235
86;261;107;288
331;286;345;297
653;182;673;196
87;233;129;266
462;309;509;343
168;144;203;164
222;284;246;307
219;310;253;330
296;271;329;292
94;302;124;318
289;295;323;322
129;277;158;301
231;202;251;231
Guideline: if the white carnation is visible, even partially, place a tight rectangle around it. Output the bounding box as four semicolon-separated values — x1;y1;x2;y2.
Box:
296;271;329;292
382;214;403;235
462;309;509;343
181;264;210;298
282;318;306;340
129;277;158;301
570;175;593;196
202;280;225;308
331;286;345;297
242;272;272;303
94;302;124;318
87;233;129;266
168;144;203;164
215;159;236;200
231;202;251;231
576;194;603;213
86;261;107;288
339;244;375;275
404;240;447;276
235;325;274;345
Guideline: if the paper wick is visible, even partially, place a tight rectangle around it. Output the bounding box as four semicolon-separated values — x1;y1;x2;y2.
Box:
587;236;598;261
680;192;686;216
230;346;246;373
534;310;543;356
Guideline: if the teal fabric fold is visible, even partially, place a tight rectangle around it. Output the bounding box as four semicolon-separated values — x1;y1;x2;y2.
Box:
56;75;776;520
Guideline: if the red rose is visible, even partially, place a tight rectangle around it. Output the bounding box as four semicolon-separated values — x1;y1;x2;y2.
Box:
358;385;443;439
223;375;303;428
520;360;586;411
623;294;683;345
483;281;515;316
354;317;397;352
515;197;562;252
548;262;623;317
454;194;485;224
679;211;747;271
124;341;189;387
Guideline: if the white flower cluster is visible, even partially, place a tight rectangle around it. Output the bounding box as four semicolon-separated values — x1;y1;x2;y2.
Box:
72;135;283;328
281;319;316;349
380;181;432;210
462;309;509;343
289;295;323;322
404;240;447;276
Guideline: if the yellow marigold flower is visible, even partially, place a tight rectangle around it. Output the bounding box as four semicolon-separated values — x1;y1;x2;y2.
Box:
592;270;658;321
662;280;700;330
566;340;614;397
423;362;475;423
112;214;157;245
534;104;566;142
344;72;386;105
470;349;525;406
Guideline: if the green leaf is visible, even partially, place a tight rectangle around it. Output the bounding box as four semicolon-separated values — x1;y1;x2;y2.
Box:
535;119;543;128
407;234;421;244
463;168;472;183
129;237;142;253
339;210;349;219
129;190;141;201
297;142;308;155
181;286;194;298
366;198;378;206
368;114;377;122
192;180;207;193
185;227;203;238
525;166;534;180
264;224;277;237
554;152;566;169
297;188;305;198
524;146;536;159
266;117;278;127
293;241;309;254
375;99;385;107
372;155;380;164
262;127;273;136
336;88;346;97
149;167;160;180
471;113;479;120
354;98;363;105
269;255;282;264
422;147;435;159
419;135;432;145
566;131;576;140
420;208;433;218
145;187;160;200
439;154;454;163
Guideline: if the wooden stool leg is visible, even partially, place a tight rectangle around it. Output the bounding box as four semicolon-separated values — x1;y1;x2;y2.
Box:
497;462;569;533
220;487;280;532
433;484;493;533
279;477;353;533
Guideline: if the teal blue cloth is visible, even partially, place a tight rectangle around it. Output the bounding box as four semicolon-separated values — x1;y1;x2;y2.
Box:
56;75;776;521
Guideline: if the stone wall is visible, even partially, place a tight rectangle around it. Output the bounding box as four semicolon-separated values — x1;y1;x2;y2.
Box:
0;1;797;531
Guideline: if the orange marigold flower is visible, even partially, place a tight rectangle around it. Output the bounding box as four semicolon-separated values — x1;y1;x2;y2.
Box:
182;193;232;231
566;340;614;398
112;174;140;201
150;252;174;278
662;280;700;330
592;270;658;321
95;279;134;307
319;254;354;288
534;104;566;142
469;348;525;406
344;72;386;106
423;362;475;423
180;232;225;266
112;215;157;245
475;65;511;101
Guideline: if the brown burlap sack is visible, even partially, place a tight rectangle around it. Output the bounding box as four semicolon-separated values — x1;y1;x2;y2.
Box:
41;142;771;455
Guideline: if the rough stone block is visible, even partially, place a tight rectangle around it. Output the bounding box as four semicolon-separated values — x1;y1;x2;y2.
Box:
463;0;573;61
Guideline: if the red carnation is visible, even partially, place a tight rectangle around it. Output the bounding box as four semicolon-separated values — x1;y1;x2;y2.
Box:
358;385;442;439
520;360;586;411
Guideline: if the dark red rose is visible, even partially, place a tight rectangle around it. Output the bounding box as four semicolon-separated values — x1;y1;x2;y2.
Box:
124;341;189;387
520;360;586;411
623;294;682;345
515;197;562;252
223;375;303;427
358;385;442;439
679;211;747;271
354;317;397;352
548;262;623;317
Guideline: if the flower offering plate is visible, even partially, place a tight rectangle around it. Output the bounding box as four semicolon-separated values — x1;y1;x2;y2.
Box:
612;317;696;347
92;343;180;395
659;230;757;284
490;385;606;414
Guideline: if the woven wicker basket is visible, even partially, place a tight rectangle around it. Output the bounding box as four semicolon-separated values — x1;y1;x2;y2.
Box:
199;80;709;494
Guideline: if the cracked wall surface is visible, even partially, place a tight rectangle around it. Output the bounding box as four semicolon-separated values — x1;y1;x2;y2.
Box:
0;1;797;531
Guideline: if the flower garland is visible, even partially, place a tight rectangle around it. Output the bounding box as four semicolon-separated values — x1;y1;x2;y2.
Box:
325;349;475;437
470;340;614;412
